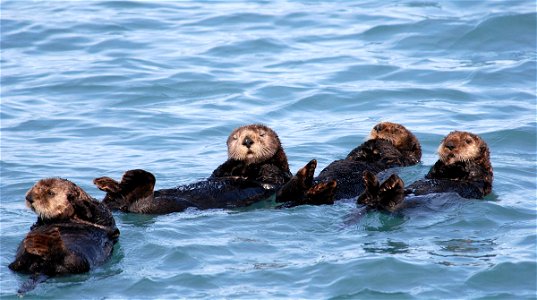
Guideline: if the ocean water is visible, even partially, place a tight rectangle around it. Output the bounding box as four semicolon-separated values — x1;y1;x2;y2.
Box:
1;0;536;298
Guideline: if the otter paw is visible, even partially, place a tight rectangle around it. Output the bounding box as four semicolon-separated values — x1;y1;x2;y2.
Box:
304;180;337;205
378;174;405;212
24;227;65;257
295;159;317;189
93;177;120;193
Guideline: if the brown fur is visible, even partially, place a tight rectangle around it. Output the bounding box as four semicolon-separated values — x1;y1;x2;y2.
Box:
23;227;65;257
25;178;118;231
10;179;119;293
427;130;493;195
437;131;490;166
26;178;92;221
357;131;494;212
212;124;291;185
314;122;421;201
227;124;283;166
368;121;422;163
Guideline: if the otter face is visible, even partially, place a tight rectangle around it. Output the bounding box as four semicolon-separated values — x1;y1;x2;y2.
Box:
438;131;484;165
227;124;280;165
368;122;413;149
25;178;78;220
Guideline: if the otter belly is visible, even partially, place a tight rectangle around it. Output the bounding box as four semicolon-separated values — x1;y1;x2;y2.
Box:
9;222;117;276
406;179;486;199
136;178;277;214
317;160;383;200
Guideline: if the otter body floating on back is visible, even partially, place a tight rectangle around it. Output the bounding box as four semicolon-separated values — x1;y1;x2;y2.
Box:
358;131;493;212
277;122;421;204
94;124;334;214
9;178;119;294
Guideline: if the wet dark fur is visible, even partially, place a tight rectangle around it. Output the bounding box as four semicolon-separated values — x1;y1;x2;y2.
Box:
9;179;119;294
95;125;297;214
95;169;277;214
97;166;338;214
95;124;339;213
311;123;421;201
210;148;291;185
9;222;117;276
357;131;493;212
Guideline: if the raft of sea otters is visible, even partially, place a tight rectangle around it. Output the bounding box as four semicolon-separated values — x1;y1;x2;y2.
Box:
9;122;493;293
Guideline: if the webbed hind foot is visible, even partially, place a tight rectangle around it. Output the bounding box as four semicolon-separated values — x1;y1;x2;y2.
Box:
94;169;156;211
303;180;337;205
357;171;405;212
276;159;317;202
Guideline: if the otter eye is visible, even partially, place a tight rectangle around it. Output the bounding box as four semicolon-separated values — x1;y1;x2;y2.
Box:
47;190;55;196
465;139;472;144
259;132;266;137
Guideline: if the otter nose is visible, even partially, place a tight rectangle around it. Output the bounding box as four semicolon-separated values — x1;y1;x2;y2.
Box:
242;136;254;148
26;194;33;204
445;141;455;150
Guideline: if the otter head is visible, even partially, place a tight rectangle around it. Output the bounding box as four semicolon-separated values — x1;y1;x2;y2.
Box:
227;124;281;165
369;122;421;158
25;178;92;221
437;131;490;165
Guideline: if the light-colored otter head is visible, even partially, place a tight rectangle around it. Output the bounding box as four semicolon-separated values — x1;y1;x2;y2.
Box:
368;122;421;152
437;131;489;165
227;124;281;165
25;178;92;220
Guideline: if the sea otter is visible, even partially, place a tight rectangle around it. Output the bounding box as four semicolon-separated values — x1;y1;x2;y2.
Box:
9;178;119;294
357;131;493;212
277;122;421;203
210;124;292;185
94;124;334;214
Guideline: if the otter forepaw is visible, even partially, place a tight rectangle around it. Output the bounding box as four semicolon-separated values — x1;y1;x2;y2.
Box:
93;177;120;194
24;227;65;257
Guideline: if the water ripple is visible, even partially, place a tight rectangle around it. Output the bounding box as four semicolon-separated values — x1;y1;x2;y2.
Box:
1;1;535;299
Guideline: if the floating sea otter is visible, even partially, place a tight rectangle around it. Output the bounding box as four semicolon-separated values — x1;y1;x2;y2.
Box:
357;131;493;212
9;178;119;294
94;124;335;214
276;122;421;204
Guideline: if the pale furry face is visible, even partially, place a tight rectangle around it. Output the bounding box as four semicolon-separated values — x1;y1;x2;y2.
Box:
368;122;413;149
227;124;280;165
25;178;79;220
438;131;483;165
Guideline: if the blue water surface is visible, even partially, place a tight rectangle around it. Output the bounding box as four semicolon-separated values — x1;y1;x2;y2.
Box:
1;1;536;299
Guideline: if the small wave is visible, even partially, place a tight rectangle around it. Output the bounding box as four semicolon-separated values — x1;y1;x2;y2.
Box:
452;13;536;52
204;38;290;57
